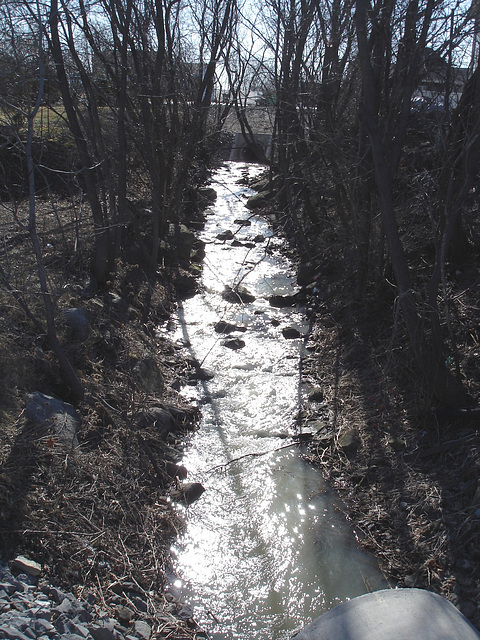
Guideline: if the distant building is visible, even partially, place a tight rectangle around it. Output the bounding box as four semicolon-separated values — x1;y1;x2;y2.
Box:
413;48;469;111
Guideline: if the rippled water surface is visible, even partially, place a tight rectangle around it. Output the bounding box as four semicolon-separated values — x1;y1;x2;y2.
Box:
170;162;387;639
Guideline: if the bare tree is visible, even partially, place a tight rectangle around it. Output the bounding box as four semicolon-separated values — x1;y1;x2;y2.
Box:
355;0;472;405
1;0;84;399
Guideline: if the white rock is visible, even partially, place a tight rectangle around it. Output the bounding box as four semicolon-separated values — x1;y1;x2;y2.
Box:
11;556;41;578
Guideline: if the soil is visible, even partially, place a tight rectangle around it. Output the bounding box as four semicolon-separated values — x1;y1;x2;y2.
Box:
292;218;480;629
0;194;206;637
1;160;480;638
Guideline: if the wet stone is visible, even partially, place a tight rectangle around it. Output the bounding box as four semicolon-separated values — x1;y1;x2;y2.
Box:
222;338;245;350
282;327;302;339
216;230;234;241
214;320;247;334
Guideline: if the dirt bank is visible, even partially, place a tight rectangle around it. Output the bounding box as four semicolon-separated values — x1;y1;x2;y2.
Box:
244;165;480;631
0;194;210;638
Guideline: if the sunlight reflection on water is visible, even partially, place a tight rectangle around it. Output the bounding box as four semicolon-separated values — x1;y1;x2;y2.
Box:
170;162;387;640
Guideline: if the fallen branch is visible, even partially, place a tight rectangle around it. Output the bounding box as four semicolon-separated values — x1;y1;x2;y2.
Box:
207;441;298;472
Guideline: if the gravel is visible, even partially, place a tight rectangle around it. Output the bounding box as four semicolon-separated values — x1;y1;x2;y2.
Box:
0;560;155;640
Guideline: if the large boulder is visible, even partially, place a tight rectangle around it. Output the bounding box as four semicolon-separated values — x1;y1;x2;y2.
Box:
245;190;273;210
167;224;196;263
25;392;80;448
64;308;90;342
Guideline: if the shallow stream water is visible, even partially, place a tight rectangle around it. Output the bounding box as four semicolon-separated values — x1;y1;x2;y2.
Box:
170;162;387;639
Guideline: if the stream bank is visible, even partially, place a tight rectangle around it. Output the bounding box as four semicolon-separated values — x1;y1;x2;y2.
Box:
243;168;480;632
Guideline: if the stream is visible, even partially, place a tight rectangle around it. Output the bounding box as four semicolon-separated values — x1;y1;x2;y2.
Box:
169;162;388;639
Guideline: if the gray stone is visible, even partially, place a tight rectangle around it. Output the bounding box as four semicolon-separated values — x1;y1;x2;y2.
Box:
0;625;32;640
22;626;36;639
216;229;234;241
245;190;273;210
64;308;90;342
115;605;134;625
337;428;359;454
176;604;194;620
25;392;80;448
134;620;152;639
0;582;17;596
11;556;42;578
214;320;247;334
198;186;217;203
222;286;255;303
171;269;198;295
189;366;215;382
54;597;92;623
34;618;55;633
170;482;205;505
129;595;148;613
137;406;173;438
168;224;197;263
269;294;298;308
308;387;324;402
68;620;91;638
54;613;75;634
291;588;480;640
88;619;118;640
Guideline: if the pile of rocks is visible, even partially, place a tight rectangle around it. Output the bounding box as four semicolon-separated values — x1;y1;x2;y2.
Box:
0;557;159;640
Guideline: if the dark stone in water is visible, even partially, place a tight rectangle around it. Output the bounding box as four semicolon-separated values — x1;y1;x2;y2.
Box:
216;230;234;241
214;321;247;334
282;327;302;339
171;482;205;505
222;286;256;303
268;294;298;307
165;462;188;480
189;367;215;381
222;338;246;350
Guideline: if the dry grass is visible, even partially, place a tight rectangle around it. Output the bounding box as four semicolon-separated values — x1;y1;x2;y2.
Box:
297;207;480;629
0;189;206;637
